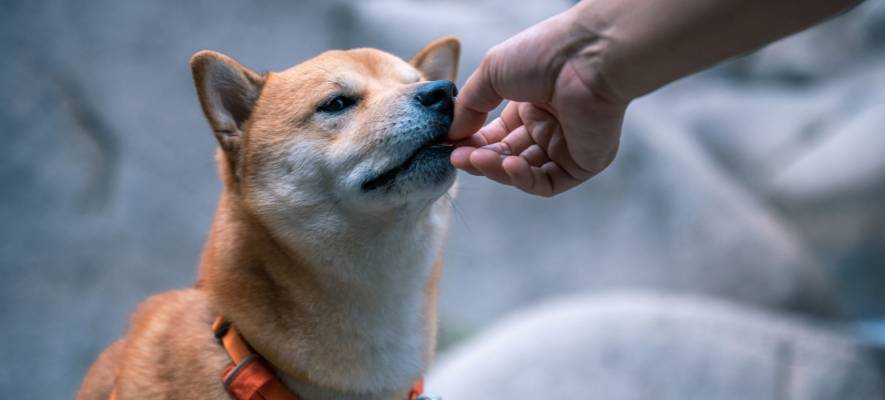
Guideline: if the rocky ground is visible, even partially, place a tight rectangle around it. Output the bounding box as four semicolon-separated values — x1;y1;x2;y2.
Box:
429;292;885;400
1;1;884;399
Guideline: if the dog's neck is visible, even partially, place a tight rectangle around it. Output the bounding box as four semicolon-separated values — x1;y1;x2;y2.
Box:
198;183;449;399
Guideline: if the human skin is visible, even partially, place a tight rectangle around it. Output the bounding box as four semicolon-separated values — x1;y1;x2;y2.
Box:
448;0;861;196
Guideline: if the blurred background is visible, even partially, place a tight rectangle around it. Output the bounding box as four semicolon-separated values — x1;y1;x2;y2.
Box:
2;1;885;399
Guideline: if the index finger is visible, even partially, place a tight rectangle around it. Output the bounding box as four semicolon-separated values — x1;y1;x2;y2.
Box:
448;53;505;141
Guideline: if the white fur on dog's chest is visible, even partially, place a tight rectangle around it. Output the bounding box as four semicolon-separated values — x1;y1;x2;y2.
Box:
271;197;451;396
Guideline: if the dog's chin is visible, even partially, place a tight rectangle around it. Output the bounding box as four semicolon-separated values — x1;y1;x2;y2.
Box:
361;144;456;200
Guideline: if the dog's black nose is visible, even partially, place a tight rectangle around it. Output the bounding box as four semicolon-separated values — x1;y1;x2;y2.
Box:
414;80;456;117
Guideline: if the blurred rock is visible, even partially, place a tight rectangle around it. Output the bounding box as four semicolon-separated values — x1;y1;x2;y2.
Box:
668;56;885;196
429;292;885;400
712;1;885;83
660;57;885;318
348;0;573;73
770;85;885;208
768;88;885;319
665;82;843;193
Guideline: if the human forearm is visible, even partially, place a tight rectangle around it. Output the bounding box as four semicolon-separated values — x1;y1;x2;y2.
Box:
569;0;861;101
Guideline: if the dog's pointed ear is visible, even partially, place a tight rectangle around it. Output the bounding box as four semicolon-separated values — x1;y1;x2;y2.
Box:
190;50;264;164
410;37;460;82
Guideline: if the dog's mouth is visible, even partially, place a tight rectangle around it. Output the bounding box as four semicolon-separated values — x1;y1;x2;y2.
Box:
361;133;454;191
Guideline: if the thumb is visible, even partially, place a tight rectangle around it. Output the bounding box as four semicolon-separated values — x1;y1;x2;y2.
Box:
448;49;505;141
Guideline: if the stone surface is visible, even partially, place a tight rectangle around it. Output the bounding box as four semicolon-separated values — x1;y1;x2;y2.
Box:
428;292;885;400
658;57;885;318
710;1;885;83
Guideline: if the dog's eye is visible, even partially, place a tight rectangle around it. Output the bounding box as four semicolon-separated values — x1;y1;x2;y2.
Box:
318;96;356;113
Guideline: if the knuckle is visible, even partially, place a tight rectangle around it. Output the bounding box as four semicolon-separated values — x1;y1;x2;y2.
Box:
483;44;503;62
480;45;506;80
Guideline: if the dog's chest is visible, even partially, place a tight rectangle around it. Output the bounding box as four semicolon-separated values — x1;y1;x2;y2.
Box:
272;209;446;395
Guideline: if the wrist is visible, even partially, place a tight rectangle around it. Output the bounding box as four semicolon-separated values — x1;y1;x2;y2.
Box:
561;1;631;104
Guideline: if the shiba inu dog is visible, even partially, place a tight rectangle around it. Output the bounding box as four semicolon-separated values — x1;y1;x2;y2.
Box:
77;37;460;400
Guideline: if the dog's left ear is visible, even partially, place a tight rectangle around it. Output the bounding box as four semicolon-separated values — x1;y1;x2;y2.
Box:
410;37;460;81
190;50;265;176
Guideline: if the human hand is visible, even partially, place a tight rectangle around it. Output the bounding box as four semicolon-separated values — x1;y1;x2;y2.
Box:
448;8;628;196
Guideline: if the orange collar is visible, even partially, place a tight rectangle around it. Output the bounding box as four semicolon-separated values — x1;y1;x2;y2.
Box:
211;317;426;400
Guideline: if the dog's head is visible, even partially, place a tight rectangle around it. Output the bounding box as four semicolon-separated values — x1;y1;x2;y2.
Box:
191;38;460;223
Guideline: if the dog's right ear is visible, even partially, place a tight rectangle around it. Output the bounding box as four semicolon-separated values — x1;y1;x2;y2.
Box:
411;37;460;82
190;50;264;169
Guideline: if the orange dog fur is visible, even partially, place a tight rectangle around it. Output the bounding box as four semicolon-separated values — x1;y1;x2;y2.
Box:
77;37;460;400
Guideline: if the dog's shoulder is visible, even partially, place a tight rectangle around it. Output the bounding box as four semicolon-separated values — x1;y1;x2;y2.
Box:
76;339;125;400
111;289;232;399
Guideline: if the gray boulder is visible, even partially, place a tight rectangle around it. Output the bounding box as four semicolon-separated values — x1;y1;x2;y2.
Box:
661;57;885;318
767;81;885;319
712;1;885;83
348;0;573;71
428;292;885;400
